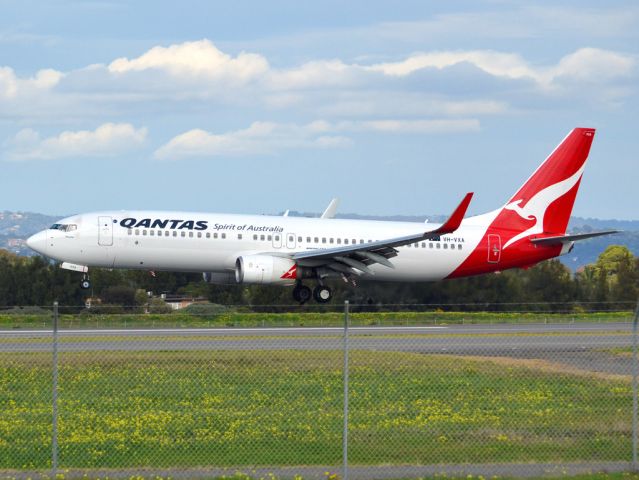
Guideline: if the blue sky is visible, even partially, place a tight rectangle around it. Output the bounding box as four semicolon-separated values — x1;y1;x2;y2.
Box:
1;1;637;219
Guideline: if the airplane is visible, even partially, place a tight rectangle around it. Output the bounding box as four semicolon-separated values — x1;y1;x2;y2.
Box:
27;127;617;304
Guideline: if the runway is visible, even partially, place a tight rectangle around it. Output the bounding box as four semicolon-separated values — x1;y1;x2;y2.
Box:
0;321;630;337
0;322;633;376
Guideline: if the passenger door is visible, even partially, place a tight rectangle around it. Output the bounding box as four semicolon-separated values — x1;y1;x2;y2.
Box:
98;216;113;246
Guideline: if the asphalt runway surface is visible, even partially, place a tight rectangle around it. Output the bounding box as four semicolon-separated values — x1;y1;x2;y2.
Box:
0;322;633;376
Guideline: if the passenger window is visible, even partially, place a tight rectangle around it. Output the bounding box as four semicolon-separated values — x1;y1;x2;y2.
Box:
268;235;272;241
289;235;294;242
196;232;201;238
436;243;440;249
173;231;177;237
181;231;186;237
443;243;448;249
458;244;463;250
352;239;356;244
330;238;334;244
306;237;311;243
150;230;155;236
429;243;433;248
238;234;242;240
135;229;139;235
314;237;319;243
214;233;218;239
222;233;226;239
188;232;192;238
260;235;265;241
322;238;326;244
206;232;211;238
275;235;280;241
165;231;169;237
253;234;258;240
360;239;364;244
344;239;349;245
298;236;302;243
143;230;147;236
337;238;341;244
127;229;132;236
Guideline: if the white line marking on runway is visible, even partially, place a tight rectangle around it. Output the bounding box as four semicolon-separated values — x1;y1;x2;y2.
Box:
0;326;450;336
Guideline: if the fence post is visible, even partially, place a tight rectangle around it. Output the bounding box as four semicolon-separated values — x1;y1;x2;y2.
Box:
343;300;349;480
52;301;59;475
633;299;639;469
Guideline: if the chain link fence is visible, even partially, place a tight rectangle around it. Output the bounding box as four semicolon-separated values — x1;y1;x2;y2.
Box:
0;301;638;479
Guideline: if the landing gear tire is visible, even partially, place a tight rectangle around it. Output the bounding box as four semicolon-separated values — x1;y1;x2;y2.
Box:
293;284;312;304
313;285;332;303
80;279;91;290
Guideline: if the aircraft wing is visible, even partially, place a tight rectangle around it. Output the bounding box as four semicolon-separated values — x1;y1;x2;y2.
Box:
291;193;473;275
530;230;619;246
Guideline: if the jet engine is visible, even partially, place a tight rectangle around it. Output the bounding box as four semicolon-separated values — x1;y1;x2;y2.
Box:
235;255;298;285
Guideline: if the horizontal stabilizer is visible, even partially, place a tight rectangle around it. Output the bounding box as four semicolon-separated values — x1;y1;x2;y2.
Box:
530;230;619;246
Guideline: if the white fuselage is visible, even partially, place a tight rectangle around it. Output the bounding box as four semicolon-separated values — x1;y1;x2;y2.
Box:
29;210;496;282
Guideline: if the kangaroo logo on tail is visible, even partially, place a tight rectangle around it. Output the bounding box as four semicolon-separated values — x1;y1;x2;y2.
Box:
502;163;585;249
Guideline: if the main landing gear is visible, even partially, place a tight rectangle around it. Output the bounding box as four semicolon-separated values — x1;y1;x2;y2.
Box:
80;273;91;290
293;282;332;304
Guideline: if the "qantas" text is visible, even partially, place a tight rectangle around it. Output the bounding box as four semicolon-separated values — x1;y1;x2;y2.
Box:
119;218;208;230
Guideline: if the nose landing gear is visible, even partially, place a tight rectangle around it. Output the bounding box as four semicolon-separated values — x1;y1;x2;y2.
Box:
80;273;91;290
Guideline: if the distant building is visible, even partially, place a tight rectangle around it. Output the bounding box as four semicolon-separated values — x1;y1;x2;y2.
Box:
160;294;207;310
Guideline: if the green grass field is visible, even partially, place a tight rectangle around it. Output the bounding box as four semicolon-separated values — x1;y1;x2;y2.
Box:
0;309;633;330
0;348;631;469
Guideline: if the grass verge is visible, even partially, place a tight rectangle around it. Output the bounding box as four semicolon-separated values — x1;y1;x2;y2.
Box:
0;349;631;469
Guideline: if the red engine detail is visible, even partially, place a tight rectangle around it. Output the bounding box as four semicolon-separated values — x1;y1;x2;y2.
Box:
235;255;297;285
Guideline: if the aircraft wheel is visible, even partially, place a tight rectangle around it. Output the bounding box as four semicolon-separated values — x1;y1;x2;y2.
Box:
293;285;312;304
80;279;91;290
313;285;332;303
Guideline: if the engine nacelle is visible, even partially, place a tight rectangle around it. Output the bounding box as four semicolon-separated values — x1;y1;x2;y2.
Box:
235;255;297;285
202;271;237;285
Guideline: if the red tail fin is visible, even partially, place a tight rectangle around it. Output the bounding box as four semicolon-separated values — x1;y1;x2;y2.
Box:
507;128;594;232
495;128;595;249
448;128;596;279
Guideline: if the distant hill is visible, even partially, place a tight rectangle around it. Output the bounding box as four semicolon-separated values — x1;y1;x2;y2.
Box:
0;211;60;256
2;210;637;271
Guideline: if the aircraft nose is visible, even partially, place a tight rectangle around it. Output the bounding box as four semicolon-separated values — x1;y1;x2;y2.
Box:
26;230;48;255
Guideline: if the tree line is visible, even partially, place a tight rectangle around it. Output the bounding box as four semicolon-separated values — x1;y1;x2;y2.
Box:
0;245;637;311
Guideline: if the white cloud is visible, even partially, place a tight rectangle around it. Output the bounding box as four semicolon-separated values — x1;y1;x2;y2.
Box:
368;51;535;80
0;66;62;99
365;48;636;88
336;119;480;134
154;121;350;160
267;60;359;90
154;118;478;160
0;39;635;127
108;39;269;83
4;123;147;161
551;48;635;82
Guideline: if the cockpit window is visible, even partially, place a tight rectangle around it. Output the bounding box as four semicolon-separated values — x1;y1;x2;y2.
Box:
50;224;77;232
